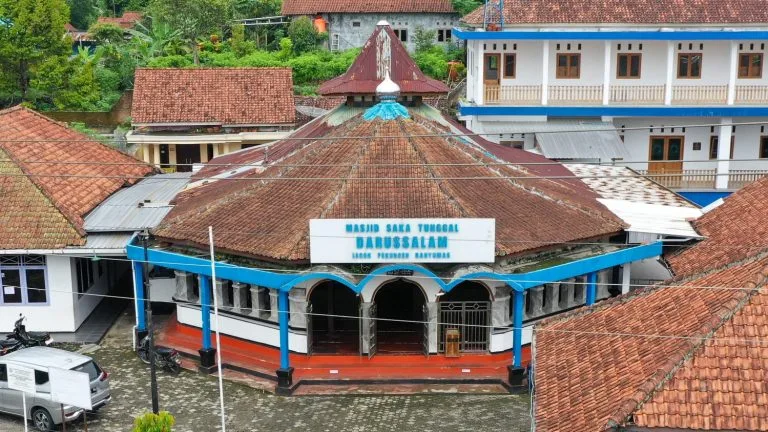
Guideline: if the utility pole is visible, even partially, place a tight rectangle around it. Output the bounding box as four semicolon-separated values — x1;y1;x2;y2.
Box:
142;230;160;414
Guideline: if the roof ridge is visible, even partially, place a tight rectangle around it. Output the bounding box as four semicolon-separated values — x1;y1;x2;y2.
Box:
605;261;768;429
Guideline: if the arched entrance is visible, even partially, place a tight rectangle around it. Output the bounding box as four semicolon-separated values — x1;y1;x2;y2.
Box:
373;279;427;354
439;281;492;353
308;281;360;354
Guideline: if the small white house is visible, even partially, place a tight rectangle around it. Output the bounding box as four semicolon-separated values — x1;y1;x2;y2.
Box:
0;106;154;332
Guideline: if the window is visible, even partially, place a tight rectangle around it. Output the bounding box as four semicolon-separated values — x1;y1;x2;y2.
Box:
761;137;768;159
617;53;641;78
0;255;47;305
393;29;408;43
0;364;6;382
503;54;516;78
76;258;94;295
738;53;763;78
709;136;735;160
34;370;49;385
556;53;580;78
352;21;361;27
677;53;702;78
437;29;451;42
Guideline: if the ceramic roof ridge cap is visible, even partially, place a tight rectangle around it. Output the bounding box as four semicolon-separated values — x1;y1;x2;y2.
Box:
607;271;767;428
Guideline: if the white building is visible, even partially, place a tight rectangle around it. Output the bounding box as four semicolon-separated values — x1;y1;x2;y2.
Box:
457;0;768;206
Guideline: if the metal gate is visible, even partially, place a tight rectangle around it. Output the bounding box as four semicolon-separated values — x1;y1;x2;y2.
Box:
422;304;430;357
367;302;377;359
438;301;491;353
306;303;313;356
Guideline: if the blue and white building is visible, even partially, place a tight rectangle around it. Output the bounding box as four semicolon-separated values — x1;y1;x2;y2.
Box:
458;0;768;205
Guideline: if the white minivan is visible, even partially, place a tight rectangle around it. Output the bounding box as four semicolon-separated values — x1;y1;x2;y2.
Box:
0;347;111;431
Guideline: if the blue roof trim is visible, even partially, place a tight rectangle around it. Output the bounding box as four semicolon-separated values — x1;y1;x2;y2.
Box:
454;27;768;41
127;238;662;293
459;104;768;117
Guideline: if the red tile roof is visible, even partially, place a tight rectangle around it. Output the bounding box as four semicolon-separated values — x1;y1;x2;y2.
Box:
96;11;143;29
462;0;768;25
534;177;768;431
318;25;450;96
0;106;154;248
667;176;768;277
132;68;296;126
155;108;623;263
282;0;454;15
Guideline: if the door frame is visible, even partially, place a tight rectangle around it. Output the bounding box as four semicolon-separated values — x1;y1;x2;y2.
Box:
483;53;501;85
648;135;685;173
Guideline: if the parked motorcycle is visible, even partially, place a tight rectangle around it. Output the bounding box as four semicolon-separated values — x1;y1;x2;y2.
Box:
6;314;52;348
0;337;22;356
137;335;181;375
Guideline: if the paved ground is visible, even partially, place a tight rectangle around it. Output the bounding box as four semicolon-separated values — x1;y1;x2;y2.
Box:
0;310;532;432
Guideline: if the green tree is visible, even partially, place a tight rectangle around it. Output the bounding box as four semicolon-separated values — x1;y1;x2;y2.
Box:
287;16;318;54
133;411;175;432
66;0;102;30
89;22;126;44
414;27;436;53
452;0;482;16
149;0;234;65
0;0;71;104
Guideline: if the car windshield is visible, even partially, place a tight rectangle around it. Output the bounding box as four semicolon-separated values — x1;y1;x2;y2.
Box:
72;361;102;381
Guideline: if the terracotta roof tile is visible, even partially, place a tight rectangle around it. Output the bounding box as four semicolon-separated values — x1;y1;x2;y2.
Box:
667;176;768;277
132;68;296;126
0;106;154;248
318;26;450;96
282;0;454;15
155;110;623;263
462;0;768;25
96;11;142;29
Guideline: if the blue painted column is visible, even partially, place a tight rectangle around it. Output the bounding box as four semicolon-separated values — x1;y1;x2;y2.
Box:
586;272;598;306
132;261;146;331
276;289;294;393
512;289;524;368
199;276;212;350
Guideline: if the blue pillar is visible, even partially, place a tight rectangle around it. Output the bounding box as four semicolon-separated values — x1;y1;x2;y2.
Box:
132;261;146;331
586;272;597;306
276;289;294;393
200;276;212;350
512;289;524;368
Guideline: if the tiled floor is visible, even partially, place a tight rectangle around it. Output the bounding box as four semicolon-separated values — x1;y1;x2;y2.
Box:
51;296;132;344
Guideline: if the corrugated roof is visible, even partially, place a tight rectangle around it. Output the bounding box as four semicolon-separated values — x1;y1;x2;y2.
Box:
598;198;702;238
536;130;628;160
84;173;191;232
71;233;133;251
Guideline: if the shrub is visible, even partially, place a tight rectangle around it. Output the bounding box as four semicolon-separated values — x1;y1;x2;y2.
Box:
413;46;449;81
287;16;319;54
133;411;175;432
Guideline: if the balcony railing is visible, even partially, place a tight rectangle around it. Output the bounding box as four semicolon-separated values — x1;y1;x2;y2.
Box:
484;84;540;104
548;85;603;104
734;85;768;104
610;85;665;104
671;85;728;105
636;169;768;189
481;84;768;105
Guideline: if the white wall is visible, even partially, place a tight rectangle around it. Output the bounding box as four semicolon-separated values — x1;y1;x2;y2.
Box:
72;258;113;329
0;255;76;333
610;41;667;86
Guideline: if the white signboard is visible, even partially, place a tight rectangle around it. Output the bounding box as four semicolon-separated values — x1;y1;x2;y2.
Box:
50;367;92;410
7;364;36;394
309;218;496;264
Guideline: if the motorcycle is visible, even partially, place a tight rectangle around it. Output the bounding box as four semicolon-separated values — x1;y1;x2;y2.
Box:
7;314;52;348
137;335;181;375
0;337;22;356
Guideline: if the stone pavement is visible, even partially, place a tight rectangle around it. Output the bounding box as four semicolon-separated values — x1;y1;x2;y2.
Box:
0;310;532;432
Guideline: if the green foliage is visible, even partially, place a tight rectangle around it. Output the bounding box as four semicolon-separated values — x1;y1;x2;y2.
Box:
146;54;193;68
133;411;176;432
149;0;234;64
0;0;71;104
103;0;149;16
413;46;450;81
230;24;256;57
89;22;126;43
287;16;319;54
414;27;436;53
67;0;102;30
451;0;483;16
293;84;318;96
277;37;292;60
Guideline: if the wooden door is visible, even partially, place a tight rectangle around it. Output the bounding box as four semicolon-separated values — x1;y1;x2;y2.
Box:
648;136;684;187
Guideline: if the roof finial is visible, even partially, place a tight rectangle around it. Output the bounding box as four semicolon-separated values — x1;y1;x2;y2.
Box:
375;72;400;96
364;73;409;121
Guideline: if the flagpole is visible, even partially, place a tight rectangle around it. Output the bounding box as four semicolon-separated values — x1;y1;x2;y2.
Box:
209;226;227;432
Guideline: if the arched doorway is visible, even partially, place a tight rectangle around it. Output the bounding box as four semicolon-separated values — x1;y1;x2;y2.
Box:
439;281;492;353
373;279;427;354
308;281;360;355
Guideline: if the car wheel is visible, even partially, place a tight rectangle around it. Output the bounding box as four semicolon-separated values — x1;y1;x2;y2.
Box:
32;407;54;431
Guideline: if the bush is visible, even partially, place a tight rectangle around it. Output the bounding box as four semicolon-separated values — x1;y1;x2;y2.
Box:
133;411;175;432
147;55;194;68
413;46;449;81
89;23;126;44
287;16;319;54
414;27;436;53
